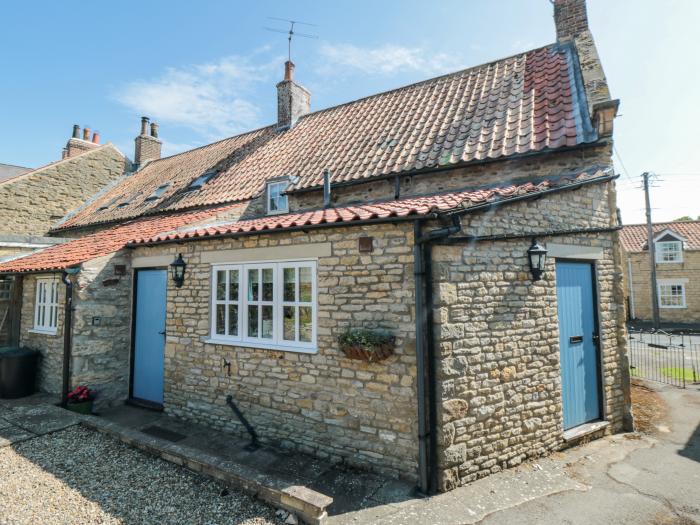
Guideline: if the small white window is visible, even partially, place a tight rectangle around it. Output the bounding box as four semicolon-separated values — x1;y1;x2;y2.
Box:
658;282;686;309
34;277;59;333
210;260;316;352
267;181;289;214
656;241;683;263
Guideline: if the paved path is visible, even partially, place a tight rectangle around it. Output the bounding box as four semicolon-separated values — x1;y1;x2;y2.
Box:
330;382;700;525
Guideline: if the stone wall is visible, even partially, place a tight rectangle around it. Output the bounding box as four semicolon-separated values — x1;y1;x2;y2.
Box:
71;251;133;408
0;145;127;237
20;274;65;394
133;223;420;479
432;181;629;490
290;144;612;212
626;250;700;324
17;253;133;405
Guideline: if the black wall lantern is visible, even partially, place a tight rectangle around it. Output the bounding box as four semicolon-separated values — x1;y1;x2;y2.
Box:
527;238;547;281
170;253;187;288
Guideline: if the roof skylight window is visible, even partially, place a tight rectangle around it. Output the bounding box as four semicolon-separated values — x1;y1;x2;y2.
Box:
97;196;121;212
188;170;217;190
145;183;171;201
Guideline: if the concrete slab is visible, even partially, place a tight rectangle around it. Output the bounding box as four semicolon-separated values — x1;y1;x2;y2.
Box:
3;404;80;435
0;423;35;447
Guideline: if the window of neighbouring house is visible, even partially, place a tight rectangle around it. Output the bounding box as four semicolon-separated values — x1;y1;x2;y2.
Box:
658;281;686;309
210;260;316;352
34;277;59;333
267;180;289;214
655;241;683;263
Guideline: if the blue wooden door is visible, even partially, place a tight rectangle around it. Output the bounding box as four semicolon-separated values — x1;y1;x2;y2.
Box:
556;261;600;430
132;269;167;405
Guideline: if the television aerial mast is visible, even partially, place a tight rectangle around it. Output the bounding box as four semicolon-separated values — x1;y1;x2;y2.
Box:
264;17;318;62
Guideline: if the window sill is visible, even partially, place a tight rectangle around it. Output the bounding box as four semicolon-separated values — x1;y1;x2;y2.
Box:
29;328;58;336
659;305;687;309
203;337;317;354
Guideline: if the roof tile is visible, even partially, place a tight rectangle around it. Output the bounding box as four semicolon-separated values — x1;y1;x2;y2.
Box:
56;43;594;232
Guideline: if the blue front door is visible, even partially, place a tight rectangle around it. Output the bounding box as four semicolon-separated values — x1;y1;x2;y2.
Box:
556;261;601;430
132;269;167;405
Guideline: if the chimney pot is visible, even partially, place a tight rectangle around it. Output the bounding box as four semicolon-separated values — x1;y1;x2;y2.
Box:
553;0;589;42
284;60;295;81
140;116;150;135
150;122;159;138
72;124;80;139
92;131;100;144
82;127;91;141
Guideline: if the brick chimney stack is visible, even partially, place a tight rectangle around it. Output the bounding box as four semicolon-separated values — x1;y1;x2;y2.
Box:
553;0;589;42
277;61;310;130
63;124;101;159
134;116;162;167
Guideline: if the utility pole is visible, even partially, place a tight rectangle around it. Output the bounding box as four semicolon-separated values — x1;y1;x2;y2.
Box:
643;172;660;328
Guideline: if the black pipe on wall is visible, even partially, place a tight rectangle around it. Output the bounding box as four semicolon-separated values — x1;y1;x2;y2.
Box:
413;216;462;495
60;271;74;407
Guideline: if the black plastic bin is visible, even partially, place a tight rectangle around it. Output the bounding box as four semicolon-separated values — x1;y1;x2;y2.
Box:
0;347;39;399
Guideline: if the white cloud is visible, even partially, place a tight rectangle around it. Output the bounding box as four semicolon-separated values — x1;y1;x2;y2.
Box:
116;54;279;139
318;43;463;76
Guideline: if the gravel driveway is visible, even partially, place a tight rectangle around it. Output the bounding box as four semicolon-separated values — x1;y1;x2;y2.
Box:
0;425;277;525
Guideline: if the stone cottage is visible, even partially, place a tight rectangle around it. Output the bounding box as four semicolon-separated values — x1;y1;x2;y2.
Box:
0;127;128;345
0;0;631;494
622;221;700;326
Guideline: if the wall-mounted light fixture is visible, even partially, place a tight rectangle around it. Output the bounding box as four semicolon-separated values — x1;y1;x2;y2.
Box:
527;238;547;281
170;253;187;288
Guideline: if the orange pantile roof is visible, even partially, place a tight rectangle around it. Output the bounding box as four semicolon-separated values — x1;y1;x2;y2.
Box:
56;42;596;232
0;169;607;273
0;205;243;273
620;221;700;252
130;170;604;246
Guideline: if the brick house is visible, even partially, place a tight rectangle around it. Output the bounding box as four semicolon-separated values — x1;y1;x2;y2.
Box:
0;0;631;494
622;221;700;326
0;128;128;345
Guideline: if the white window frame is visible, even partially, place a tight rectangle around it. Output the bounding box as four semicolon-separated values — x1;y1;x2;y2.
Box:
266;180;289;215
655;241;683;263
209;260;317;353
33;277;59;334
658;280;687;309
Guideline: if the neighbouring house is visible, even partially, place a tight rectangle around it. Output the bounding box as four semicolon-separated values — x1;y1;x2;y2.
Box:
622;221;700;326
0;127;128;345
0;0;631;494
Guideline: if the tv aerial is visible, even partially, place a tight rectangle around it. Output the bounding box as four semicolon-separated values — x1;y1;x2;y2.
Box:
264;17;318;62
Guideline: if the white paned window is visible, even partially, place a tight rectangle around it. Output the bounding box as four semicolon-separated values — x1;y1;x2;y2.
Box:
658;282;686;308
210;261;316;352
267;181;289;214
34;278;59;333
656;241;683;263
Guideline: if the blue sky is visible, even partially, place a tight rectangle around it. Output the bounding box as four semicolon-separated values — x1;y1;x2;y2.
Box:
1;1;698;224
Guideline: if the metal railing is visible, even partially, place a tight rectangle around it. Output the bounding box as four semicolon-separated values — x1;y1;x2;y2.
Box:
628;328;700;388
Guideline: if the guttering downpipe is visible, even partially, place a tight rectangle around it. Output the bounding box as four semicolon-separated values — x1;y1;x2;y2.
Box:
413;214;461;495
60;270;76;407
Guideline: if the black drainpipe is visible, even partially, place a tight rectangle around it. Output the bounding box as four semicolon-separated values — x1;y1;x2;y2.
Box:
60;271;75;407
413;215;462;495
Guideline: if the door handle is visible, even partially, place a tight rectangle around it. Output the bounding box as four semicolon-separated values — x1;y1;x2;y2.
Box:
569;335;583;344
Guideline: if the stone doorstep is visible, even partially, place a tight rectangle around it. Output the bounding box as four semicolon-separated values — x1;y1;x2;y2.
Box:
562;420;610;443
79;416;332;525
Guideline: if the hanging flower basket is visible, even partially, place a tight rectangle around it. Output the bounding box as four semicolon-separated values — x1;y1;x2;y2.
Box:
339;329;395;362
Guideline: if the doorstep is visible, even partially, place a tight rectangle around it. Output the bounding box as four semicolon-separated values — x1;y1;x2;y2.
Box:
563;420;610;442
78;405;416;524
80;415;332;524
